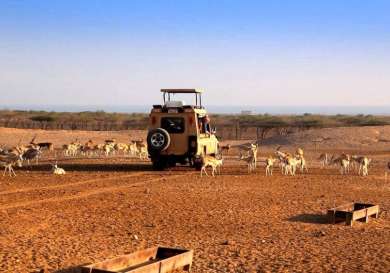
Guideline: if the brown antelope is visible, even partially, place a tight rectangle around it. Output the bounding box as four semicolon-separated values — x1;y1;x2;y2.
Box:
200;155;223;177
240;153;256;173
351;156;372;176
22;147;41;165
220;144;231;154
332;155;350;175
30;135;54;151
0;153;23;177
318;153;330;167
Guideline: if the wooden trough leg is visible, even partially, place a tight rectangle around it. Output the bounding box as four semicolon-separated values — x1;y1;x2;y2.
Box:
346;214;353;227
183;264;192;272
365;209;369;223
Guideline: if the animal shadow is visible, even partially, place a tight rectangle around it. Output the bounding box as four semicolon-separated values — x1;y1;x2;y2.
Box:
287;213;329;224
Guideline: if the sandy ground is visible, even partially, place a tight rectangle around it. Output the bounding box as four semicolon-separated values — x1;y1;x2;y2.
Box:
0;127;389;273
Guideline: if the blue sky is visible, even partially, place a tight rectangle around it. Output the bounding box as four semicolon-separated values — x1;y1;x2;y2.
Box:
0;0;389;108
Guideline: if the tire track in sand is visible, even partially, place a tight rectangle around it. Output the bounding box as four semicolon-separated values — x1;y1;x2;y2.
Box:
0;172;151;196
0;174;186;210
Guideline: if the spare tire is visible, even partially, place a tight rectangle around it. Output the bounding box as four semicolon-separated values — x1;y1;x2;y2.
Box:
147;128;170;152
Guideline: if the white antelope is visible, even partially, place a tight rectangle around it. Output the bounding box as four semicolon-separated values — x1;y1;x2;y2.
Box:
284;156;300;176
265;156;277;176
52;163;66;175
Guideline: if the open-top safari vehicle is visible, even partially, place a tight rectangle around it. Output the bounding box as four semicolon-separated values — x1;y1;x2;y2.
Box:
147;89;219;170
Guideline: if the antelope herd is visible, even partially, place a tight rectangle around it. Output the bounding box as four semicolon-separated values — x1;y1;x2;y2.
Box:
0;136;387;178
201;142;383;178
0;137;148;177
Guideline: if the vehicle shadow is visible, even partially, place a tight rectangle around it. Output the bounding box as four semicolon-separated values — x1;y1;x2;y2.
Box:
287;213;329;224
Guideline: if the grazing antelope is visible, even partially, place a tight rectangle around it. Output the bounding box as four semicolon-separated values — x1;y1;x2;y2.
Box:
265;156;277;176
52;163;66;175
0;153;23;177
200;155;223;177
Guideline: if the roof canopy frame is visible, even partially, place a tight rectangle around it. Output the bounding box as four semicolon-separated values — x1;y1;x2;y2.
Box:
161;89;203;107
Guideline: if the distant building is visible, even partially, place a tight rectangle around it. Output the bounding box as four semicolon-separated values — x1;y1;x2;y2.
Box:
241;110;253;115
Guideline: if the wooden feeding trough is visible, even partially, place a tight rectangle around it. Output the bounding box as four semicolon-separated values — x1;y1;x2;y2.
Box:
80;247;193;273
327;203;379;227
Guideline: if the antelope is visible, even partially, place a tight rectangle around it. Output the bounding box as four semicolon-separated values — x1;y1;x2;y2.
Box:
332;156;350;175
275;149;289;174
137;145;148;160
30;135;54;151
250;144;258;167
105;139;116;144
318;153;330;167
240;153;256;173
284;156;300;176
114;143;129;155
296;156;308;173
352;156;372;176
134;141;148;160
0;153;23;177
63;140;81;157
103;143;116;156
200;155;223;177
296;148;304;157
22;147;41;165
128;141;138;156
265;156;277;176
51;163;66;175
220;144;231;154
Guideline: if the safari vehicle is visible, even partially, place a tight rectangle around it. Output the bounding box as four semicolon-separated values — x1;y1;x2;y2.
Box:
147;89;219;170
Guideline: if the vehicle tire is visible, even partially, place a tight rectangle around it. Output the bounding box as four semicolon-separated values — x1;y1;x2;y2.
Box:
147;128;170;152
